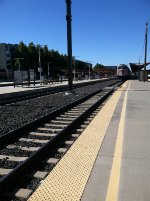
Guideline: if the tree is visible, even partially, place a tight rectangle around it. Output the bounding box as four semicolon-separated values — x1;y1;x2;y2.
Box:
12;41;92;77
93;63;104;70
17;41;29;70
28;42;38;71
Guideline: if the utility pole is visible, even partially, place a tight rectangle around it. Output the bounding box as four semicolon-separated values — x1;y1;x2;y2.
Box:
39;46;42;80
17;58;24;71
47;62;52;79
72;56;79;82
66;0;73;92
37;44;45;81
72;56;76;82
48;62;50;78
144;22;148;82
88;64;91;80
138;58;140;80
86;61;93;80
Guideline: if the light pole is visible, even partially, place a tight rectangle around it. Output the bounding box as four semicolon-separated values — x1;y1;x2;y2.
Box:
72;56;79;82
88;64;91;80
17;58;24;71
86;61;93;80
37;45;45;80
30;44;44;80
48;62;52;79
66;0;73;92
38;46;42;80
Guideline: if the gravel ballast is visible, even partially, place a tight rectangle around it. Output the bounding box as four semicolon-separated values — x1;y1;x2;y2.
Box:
0;80;118;136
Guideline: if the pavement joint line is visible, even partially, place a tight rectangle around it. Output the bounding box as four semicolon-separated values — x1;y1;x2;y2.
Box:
27;81;127;201
105;80;130;201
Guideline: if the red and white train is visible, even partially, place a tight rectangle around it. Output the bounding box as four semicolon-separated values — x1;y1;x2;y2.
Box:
116;64;131;80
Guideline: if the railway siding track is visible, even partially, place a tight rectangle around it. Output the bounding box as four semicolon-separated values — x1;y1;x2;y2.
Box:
0;78;115;106
0;80;122;200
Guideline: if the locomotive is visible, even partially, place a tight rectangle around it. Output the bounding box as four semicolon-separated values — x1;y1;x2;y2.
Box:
116;64;131;80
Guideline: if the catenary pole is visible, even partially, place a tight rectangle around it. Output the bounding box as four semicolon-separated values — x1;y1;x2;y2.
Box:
144;22;148;82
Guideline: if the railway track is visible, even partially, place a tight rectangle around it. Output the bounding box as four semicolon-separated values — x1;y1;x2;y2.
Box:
0;78;115;106
0;80;122;200
0;78;120;136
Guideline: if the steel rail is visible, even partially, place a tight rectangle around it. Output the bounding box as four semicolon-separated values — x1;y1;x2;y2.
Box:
0;81;122;196
0;79;120;145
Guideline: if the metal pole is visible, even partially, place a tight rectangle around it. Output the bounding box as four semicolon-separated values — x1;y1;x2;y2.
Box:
144;22;148;82
48;62;50;78
72;56;79;82
72;56;75;81
86;61;93;79
66;0;73;91
138;59;140;81
89;64;90;80
19;59;21;71
39;46;41;80
74;65;75;81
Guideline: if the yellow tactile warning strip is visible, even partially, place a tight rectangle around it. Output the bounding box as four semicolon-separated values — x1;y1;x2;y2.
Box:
28;81;129;201
105;80;130;201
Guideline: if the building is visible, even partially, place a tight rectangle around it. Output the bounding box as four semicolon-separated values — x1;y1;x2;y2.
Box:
129;62;150;78
0;43;17;70
103;65;117;70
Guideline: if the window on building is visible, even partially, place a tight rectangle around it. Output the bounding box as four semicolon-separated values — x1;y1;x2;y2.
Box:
6;53;10;58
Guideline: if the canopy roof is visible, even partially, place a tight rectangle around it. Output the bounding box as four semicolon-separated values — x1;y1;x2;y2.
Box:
129;62;150;72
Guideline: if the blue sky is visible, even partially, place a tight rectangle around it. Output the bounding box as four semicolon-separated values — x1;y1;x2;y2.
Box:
0;0;150;67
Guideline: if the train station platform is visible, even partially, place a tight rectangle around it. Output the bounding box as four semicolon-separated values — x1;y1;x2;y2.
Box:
0;81;68;100
27;80;150;201
0;78;108;101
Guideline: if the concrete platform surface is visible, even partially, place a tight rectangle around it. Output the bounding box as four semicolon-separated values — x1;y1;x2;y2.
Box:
27;80;125;201
81;80;150;201
27;80;150;201
5;79;147;201
0;81;67;95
